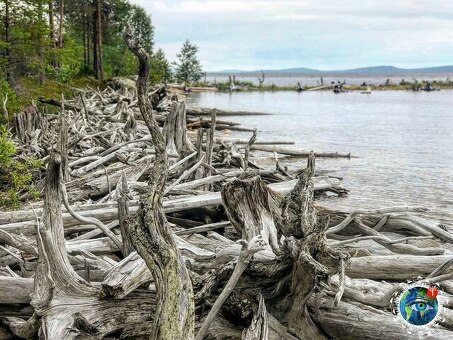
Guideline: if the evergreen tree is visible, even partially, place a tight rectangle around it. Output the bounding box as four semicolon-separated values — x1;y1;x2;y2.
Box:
150;48;172;84
0;0;162;83
0;0;52;84
174;40;202;84
130;5;153;54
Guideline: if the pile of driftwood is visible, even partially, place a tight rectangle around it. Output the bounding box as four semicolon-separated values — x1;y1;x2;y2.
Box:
1;34;453;340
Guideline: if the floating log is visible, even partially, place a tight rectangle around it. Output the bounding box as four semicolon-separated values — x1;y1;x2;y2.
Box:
250;145;351;158
216;137;295;145
187;106;272;116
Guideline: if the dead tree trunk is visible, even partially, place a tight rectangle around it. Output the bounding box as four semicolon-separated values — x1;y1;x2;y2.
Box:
58;98;69;182
117;173;134;256
221;174;282;257
242;294;269;339
31;152;98;338
278;153;349;339
257;71;265;87
199;113;216;189
124;29;195;339
14;106;45;155
163;95;194;158
2;155;156;339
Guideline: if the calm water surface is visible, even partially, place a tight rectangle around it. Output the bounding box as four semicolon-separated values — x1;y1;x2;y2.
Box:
187;91;453;224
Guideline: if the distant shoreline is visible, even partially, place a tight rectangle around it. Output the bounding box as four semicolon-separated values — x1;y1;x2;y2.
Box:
185;79;453;93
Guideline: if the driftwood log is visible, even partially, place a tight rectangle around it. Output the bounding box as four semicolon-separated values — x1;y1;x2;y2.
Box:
0;30;452;340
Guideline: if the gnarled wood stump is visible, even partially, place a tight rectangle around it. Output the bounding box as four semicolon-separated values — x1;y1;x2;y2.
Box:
3;152;154;339
124;28;195;340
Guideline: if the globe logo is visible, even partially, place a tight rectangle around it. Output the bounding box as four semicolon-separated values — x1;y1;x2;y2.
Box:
399;286;439;326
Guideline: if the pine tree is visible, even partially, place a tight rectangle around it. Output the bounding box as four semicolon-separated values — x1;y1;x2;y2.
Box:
174;40;202;84
130;5;153;54
150;48;172;84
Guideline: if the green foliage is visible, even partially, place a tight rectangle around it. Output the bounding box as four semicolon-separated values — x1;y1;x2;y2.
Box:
0;125;16;165
53;37;86;82
0;0;155;84
129;4;154;54
0;79;21;122
150;49;173;84
0;125;43;209
174;40;203;84
0;0;53;81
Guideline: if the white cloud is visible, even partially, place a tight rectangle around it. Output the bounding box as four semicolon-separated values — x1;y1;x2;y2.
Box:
130;0;453;70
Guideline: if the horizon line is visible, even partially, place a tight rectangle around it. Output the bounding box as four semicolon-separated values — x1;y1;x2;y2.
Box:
205;64;453;74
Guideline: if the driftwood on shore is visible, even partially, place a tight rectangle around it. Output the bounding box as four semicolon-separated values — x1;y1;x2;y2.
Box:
248;145;352;158
1;34;453;340
187;106;272;117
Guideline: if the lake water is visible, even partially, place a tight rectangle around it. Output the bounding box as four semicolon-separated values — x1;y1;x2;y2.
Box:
187;90;453;224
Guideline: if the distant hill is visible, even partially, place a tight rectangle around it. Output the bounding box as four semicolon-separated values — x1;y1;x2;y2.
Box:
335;65;453;74
212;65;453;75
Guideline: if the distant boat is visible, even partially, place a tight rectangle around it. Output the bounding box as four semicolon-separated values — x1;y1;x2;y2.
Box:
361;86;372;94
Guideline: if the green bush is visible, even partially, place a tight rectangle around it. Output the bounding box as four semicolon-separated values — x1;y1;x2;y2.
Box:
0;79;21;122
0;125;43;209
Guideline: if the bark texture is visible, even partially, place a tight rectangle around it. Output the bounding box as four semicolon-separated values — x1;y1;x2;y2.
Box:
124;28;195;340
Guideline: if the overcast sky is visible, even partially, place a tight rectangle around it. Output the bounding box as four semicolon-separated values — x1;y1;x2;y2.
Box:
129;0;453;71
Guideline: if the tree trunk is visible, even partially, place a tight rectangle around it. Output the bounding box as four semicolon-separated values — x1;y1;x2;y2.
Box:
93;0;104;80
124;28;195;339
117;173;134;256
82;3;88;69
37;3;46;83
241;294;269;339
163;95;195;157
221;174;282;257
58;0;64;49
49;1;58;68
92;1;98;79
58;97;70;181
4;0;12;85
85;2;91;71
278;154;349;339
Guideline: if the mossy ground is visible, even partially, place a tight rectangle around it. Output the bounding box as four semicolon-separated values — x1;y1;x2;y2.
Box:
14;77;102;115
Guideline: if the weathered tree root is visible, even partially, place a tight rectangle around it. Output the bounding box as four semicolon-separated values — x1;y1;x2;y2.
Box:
124;27;195;340
3;152;154;339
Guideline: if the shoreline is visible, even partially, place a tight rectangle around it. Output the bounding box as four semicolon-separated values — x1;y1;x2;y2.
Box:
172;80;453;93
